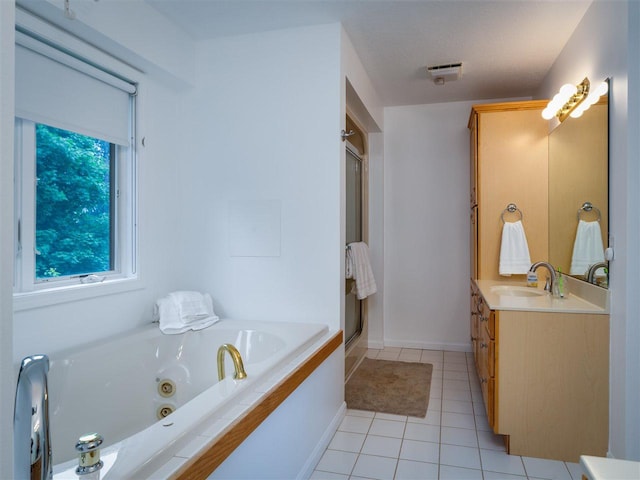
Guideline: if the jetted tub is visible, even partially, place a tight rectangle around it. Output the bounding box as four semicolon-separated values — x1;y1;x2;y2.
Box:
49;319;335;479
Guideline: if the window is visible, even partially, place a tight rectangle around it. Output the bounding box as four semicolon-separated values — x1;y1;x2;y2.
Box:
35;124;114;279
14;31;137;295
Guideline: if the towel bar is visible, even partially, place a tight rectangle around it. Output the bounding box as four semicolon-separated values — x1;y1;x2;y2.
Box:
577;201;601;221
501;203;523;224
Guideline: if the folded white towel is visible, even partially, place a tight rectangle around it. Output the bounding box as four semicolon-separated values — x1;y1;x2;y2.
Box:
346;242;377;300
570;220;605;276
499;220;531;276
154;291;220;334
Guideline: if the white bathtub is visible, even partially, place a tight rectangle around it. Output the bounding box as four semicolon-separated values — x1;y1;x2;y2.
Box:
49;319;335;479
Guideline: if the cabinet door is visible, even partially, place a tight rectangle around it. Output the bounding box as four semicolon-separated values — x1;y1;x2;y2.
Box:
470;113;478;207
477;323;495;428
480;303;495;339
470;206;478;280
474;103;549;280
470;282;479;364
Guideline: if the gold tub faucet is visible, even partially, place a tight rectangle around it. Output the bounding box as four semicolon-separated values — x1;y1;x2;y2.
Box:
217;344;248;381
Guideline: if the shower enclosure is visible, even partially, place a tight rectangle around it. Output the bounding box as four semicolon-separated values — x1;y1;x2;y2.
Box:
344;112;370;381
345;146;363;347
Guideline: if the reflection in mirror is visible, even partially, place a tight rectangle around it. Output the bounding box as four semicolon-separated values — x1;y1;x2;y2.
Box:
548;86;608;288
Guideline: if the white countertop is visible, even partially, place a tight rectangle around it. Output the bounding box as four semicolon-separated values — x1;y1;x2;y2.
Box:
580;455;640;480
475;278;608;314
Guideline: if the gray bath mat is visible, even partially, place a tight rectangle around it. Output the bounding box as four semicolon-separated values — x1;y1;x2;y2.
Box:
345;358;433;418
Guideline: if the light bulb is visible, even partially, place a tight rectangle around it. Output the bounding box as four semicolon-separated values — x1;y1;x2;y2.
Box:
570;106;585;118
541;107;556;120
594;81;609;97
559;83;577;100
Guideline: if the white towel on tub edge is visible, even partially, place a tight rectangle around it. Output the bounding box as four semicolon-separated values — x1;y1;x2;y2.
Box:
154;291;220;334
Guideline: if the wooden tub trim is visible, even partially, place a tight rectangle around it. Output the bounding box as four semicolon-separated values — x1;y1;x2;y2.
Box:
171;329;343;479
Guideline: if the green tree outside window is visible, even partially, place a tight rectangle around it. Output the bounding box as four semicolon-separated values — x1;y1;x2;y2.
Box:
35;124;113;279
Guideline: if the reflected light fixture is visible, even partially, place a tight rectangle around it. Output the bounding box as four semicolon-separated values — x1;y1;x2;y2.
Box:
542;77;608;122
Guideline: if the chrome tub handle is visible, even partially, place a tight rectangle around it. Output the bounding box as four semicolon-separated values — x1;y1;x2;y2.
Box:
14;354;52;480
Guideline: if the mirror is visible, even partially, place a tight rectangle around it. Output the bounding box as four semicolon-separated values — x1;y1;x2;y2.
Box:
548;84;609;288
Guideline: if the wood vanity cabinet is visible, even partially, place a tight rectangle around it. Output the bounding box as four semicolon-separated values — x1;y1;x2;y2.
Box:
470;280;609;463
470;280;496;428
468;100;609;462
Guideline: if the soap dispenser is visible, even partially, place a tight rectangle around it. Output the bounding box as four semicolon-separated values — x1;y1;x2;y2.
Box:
553;269;568;298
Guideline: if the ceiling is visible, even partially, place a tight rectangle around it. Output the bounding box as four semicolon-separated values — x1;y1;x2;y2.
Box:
145;0;592;107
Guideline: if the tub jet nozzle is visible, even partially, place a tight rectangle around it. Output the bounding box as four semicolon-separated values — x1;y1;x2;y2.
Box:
157;404;175;419
157;379;176;398
75;432;104;475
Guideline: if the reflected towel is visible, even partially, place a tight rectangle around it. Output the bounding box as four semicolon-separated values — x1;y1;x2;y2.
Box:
499;220;531;276
346;242;377;300
570;220;605;276
154;291;220;334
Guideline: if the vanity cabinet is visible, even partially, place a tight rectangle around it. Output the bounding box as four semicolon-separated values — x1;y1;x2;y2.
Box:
468;100;610;463
468;100;549;281
471;280;496;428
470;280;609;462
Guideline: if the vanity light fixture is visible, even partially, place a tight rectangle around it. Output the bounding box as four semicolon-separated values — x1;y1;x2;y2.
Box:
541;77;608;122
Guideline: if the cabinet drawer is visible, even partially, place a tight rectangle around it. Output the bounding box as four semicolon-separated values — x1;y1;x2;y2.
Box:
477;345;494;426
479;303;495;339
479;325;495;377
481;376;495;428
471;311;478;340
477;312;496;429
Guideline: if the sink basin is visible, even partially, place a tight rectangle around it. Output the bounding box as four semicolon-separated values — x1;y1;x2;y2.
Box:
489;285;547;297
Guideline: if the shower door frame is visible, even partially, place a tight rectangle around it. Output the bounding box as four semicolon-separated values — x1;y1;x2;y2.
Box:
344;111;370;380
345;144;365;348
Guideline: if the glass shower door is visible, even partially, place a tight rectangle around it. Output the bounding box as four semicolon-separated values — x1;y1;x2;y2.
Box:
345;147;362;346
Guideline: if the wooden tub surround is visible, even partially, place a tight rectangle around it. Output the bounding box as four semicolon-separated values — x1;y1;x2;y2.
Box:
171;330;343;480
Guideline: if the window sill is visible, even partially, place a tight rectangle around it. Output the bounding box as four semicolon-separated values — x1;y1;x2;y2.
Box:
13;276;143;312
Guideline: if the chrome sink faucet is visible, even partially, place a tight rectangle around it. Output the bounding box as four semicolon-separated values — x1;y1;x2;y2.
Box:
529;261;557;293
14;355;52;480
217;344;248;381
586;261;608;284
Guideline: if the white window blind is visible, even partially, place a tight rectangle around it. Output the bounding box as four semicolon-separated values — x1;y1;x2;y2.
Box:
15;32;136;146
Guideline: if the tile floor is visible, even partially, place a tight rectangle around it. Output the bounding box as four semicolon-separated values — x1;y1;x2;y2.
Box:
311;347;585;480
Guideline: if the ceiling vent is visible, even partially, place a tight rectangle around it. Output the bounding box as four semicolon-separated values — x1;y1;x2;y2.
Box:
427;62;463;85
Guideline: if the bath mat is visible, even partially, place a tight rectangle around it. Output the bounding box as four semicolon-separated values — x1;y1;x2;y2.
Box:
345;358;433;418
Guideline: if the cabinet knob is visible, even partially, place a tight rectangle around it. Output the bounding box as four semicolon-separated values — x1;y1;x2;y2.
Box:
480;342;488;349
480;378;487;384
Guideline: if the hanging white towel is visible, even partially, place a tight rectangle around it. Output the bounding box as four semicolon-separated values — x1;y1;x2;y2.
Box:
570;220;605;276
499;220;532;276
346;242;377;300
154;291;220;334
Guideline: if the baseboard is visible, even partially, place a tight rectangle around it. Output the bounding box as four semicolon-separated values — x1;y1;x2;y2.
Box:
366;340;384;350
383;338;472;352
296;401;347;480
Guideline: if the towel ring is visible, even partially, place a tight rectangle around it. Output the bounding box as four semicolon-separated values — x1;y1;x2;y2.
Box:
577;201;601;222
501;203;523;224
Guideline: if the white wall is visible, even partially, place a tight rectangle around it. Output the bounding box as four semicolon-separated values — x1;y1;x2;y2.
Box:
536;0;640;460
0;2;15;476
366;131;385;347
177;23;343;331
18;0;195;88
383;101;474;350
